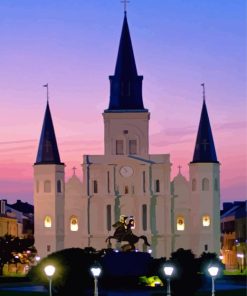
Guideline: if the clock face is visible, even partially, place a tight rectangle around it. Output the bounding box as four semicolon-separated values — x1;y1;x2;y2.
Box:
120;166;133;177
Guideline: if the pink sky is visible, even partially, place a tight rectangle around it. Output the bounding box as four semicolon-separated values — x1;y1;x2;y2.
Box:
0;1;246;205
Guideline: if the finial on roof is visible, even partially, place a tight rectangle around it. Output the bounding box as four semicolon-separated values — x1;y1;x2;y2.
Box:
201;83;206;102
43;83;49;102
72;167;77;176
178;165;182;175
121;0;130;13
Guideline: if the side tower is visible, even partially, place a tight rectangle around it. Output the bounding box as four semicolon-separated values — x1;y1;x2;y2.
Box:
34;101;65;258
103;12;150;157
189;85;220;255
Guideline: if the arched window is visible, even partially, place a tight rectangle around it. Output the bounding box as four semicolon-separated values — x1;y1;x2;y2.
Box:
57;180;62;193
192;179;196;191
70;216;78;231
93;180;98;194
44;180;51;193
214;178;218;191
202;178;209;191
124;186;129;194
44;216;52;228
177;216;185;231
142;204;147;231
155;180;160;193
106;205;111;231
202;215;211;227
142;171;146;193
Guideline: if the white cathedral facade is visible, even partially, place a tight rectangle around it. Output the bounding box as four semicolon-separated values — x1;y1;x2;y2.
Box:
34;13;221;259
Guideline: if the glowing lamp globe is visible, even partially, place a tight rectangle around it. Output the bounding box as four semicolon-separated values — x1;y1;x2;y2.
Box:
208;266;219;277
91;267;101;277
44;265;56;277
164;266;174;276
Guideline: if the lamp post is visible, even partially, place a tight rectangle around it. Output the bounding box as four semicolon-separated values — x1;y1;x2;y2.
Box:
237;253;244;273
90;267;102;296
208;266;219;296
164;266;174;296
44;265;55;296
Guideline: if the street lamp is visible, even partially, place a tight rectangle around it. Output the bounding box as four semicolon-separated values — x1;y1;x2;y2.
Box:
237;253;244;273
208;266;219;296
90;266;102;296
44;265;55;296
164;265;174;296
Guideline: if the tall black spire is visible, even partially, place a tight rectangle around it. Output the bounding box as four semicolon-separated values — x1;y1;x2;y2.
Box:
35;102;63;165
191;99;218;163
106;13;147;112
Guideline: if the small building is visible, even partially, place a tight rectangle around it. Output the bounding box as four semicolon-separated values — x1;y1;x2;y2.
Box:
221;201;247;270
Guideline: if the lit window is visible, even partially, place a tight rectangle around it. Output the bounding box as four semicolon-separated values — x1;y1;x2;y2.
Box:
129;140;137;155
70;216;78;231
44;180;51;193
116;140;124;155
202;215;210;227
44;216;52;228
202;178;209;191
192;179;196;191
57;180;62;193
177;216;185;231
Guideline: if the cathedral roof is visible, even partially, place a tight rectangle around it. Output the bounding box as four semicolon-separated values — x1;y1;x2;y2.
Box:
105;13;147;112
35;102;63;165
191;100;218;163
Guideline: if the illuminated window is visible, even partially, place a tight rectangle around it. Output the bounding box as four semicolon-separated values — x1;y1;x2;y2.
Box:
202;178;209;191
70;216;78;231
177;216;185;231
155;180;160;193
57;180;62;193
202;215;210;227
44;180;51;193
192;179;196;191
129;140;137;155
44;216;52;228
93;180;98;193
116;140;124;155
214;178;218;191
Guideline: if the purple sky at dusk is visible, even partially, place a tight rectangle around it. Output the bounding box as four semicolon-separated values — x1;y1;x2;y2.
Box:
0;0;246;205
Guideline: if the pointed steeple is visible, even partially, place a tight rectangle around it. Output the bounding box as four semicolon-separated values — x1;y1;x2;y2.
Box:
191;100;218;163
35;102;63;165
106;13;147;112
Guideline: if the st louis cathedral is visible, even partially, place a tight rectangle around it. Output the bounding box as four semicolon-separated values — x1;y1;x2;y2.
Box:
34;13;220;259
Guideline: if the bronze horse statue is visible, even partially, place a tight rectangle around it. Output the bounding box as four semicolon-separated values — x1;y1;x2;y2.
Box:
105;217;151;251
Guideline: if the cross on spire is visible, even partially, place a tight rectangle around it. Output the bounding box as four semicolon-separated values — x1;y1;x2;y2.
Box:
201;83;206;102
121;0;130;13
43;83;49;102
72;167;77;176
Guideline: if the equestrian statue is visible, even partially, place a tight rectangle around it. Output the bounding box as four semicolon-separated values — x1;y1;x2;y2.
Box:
105;215;151;251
